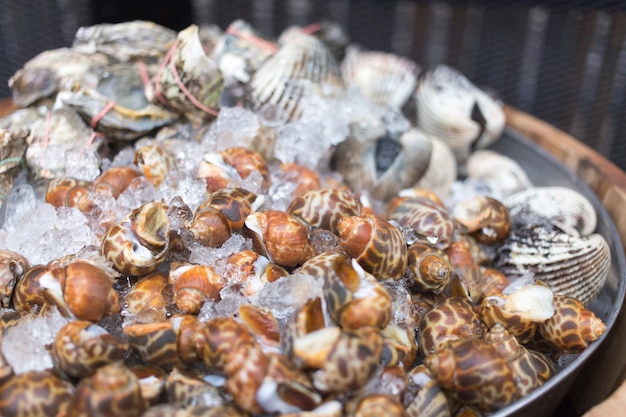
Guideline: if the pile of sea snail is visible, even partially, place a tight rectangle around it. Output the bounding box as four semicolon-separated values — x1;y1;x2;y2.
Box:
0;18;612;417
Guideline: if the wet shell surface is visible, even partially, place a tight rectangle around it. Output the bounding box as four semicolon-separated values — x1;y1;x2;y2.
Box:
495;224;611;305
504;186;598;237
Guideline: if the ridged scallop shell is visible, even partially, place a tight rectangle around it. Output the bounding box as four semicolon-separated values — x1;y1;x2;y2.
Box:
466;150;533;199
249;30;343;123
414;65;505;165
332;121;434;203
503;186;597;237
341;46;420;109
495;224;610;304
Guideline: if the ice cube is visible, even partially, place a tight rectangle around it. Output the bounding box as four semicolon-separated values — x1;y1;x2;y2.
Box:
1;183;38;234
1;307;69;374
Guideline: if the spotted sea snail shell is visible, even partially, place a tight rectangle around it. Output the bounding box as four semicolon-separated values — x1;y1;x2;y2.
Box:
423;338;518;411
0;250;30;308
336;214;408;281
67;362;147;417
51;320;129;379
287;187;362;235
0;370;75;417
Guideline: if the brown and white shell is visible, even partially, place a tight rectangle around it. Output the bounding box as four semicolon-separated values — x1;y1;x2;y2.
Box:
495;224;610;305
466;150;533;199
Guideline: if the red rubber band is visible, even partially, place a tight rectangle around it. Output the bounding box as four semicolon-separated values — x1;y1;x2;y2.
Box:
136;61;152;90
90;100;116;130
226;26;279;54
167;43;220;117
153;42;177;107
301;22;322;35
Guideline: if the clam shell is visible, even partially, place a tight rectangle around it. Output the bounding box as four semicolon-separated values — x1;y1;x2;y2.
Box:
504;186;597;237
249;30;343;124
414;135;457;197
331;121;433;202
414;65;505;164
495;225;610;304
341;46;420;109
466;150;533;199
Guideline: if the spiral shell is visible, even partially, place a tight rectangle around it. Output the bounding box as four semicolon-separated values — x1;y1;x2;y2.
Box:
189;187;263;247
445;237;482;304
0;250;30;308
245;210;316;268
198;147;270;193
406;241;452;294
288;187;362;234
404;364;451;417
169;263;225;314
0;370;74;417
495;224;610;304
418;297;486;356
67;362;146;417
480;283;555;344
387;196;454;250
423;338;517;411
538;294;606;350
40;260;121;322
134;143;176;187
337;214;408;281
93;166;144;198
452;195;511;245
51;320;129;378
11;264;49;312
345;393;408;417
299;252;392;329
101;201;170;276
123;272;172;321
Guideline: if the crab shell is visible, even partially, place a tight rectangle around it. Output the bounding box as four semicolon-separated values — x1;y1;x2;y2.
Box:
51;320;129;379
336;214;408;281
423;338;518;411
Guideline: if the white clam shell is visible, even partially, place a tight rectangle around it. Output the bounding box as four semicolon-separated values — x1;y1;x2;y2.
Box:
415;135;457;197
341;47;420;109
466;149;533;199
496;224;610;305
414;65;505;164
504;186;597;236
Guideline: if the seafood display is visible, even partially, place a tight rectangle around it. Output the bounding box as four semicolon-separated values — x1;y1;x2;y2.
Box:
0;17;616;417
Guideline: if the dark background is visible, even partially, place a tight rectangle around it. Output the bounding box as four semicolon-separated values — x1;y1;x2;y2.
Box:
1;0;626;171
